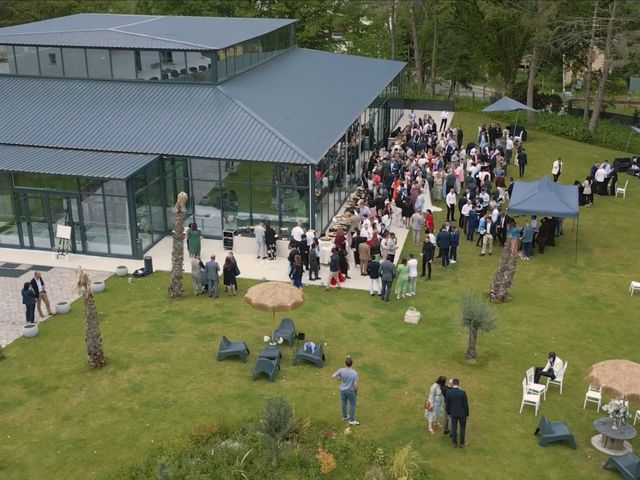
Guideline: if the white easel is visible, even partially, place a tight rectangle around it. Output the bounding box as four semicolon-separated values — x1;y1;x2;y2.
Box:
55;224;72;259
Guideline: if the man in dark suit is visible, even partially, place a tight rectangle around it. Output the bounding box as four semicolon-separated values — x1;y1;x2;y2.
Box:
445;378;470;448
436;226;451;267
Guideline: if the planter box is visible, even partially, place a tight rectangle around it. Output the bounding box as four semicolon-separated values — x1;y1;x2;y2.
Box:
56;302;70;314
115;266;128;277
23;323;38;338
91;281;106;293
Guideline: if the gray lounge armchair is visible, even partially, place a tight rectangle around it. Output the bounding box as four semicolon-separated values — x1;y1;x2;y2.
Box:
216;336;249;362
293;343;325;367
274;318;296;346
252;357;280;382
534;416;576;449
604;453;640;480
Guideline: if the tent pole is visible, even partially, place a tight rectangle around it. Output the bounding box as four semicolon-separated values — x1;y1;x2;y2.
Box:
514;110;519;141
575;216;579;265
625;129;633;152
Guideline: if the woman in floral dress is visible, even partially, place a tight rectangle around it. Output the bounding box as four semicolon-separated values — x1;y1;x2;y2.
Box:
425;376;447;434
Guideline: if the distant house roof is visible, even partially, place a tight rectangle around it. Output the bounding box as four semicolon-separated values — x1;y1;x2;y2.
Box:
0;13;296;50
0;48;405;165
0;144;157;179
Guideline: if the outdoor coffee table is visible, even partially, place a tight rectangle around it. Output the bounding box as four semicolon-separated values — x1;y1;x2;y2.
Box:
258;345;282;361
591;417;636;456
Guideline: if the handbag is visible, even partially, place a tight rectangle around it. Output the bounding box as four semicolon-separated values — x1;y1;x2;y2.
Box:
424;399;432;411
404;307;421;324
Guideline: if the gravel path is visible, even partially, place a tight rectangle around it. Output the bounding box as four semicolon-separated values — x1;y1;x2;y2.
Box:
0;264;110;347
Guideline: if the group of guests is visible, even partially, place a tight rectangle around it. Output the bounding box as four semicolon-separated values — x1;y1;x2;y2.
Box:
577;160;619;207
190;252;240;298
20;271;56;324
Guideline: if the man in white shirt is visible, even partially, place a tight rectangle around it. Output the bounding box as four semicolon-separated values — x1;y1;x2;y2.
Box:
407;253;419;296
408;109;416;124
254;221;266;259
505;136;514;164
440;110;449;132
594;164;607;196
446;188;457;222
551;157;563;182
291;222;304;244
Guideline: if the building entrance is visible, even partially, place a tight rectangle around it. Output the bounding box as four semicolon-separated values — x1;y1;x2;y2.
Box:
14;189;85;253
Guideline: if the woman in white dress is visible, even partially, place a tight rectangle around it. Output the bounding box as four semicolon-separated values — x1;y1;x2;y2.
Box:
421;172;443;213
425;376;447;433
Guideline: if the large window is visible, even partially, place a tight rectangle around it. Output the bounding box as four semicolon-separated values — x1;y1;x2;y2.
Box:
38;47;63;77
0;45;16;74
14;45;38;75
136;50;161;80
62;48;87;77
111;49;136;79
86;48;111;79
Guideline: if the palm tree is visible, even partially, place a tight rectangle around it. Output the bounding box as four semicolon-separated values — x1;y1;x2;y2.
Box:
490;243;517;303
77;268;106;368
459;291;495;360
168;192;189;299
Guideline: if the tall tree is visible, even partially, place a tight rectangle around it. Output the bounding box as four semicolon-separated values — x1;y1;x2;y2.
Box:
168;192;188;299
583;0;599;121
388;0;399;60
77;268;106;369
526;0;557;122
409;0;424;91
588;0;618;134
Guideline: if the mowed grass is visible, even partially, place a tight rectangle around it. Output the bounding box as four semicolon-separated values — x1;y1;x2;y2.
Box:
1;113;639;479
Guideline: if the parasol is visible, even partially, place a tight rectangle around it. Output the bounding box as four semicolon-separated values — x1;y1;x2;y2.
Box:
587;359;640;402
244;281;304;341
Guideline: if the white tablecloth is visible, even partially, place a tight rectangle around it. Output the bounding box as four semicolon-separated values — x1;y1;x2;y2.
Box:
319;240;333;264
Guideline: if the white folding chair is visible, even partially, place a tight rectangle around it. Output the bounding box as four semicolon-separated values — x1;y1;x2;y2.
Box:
583;385;602;412
634;409;640;426
546;360;567;395
526;366;547;400
520;378;541;416
615;180;628;199
630;281;640;296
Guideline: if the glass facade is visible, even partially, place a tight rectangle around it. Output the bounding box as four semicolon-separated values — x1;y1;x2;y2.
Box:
0;27;294;84
187;159;310;237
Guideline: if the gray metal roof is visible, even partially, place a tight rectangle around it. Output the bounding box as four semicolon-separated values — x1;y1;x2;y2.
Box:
221;48;406;162
0;144;157;179
0;75;311;164
0;48;404;165
0;13;295;50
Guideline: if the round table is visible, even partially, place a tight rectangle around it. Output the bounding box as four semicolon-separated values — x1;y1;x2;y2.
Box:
591;417;636;456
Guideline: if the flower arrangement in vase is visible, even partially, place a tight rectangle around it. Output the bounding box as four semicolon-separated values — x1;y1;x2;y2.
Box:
602;397;630;429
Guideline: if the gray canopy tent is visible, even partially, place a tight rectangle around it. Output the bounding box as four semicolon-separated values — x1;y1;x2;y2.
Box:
483;96;537;140
625;126;640;153
508;176;580;263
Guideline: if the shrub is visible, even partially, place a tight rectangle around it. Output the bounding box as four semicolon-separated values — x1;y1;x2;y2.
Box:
260;396;295;468
388;444;427;480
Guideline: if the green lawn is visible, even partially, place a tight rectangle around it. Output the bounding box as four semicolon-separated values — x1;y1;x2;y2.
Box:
1;113;639;479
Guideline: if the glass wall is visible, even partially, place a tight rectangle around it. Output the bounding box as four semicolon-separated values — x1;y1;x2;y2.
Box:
0;45;212;82
14;45;39;75
0;173;19;245
215;24;295;82
62;47;87;77
133;161;166;251
187;158;309;236
37;46;63;77
0;45;17;74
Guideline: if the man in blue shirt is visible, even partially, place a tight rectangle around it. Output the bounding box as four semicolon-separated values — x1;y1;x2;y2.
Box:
332;356;360;425
521;221;535;260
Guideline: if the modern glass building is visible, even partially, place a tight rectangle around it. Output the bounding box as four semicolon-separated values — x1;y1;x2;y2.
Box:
0;14;405;257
